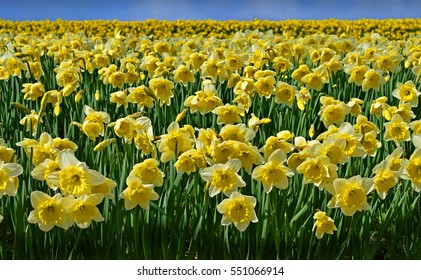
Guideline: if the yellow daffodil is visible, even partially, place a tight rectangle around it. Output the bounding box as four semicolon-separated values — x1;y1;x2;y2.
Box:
216;191;258;232
384;114;410;144
328;175;373;216
0;160;23;197
120;175;159;210
27;191;74;232
130;158;165;187
48;150;106;197
200;158;245;197
65;194;105;229
252;149;294;193
313;210;337;239
402;148;421;192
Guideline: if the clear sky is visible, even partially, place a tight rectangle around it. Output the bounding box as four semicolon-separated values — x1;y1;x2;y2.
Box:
0;0;420;21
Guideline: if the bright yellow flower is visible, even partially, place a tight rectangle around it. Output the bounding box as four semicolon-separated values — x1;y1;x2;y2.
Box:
402;148;421;192
319;97;350;128
48;150;105;197
174;148;207;174
372;160;400;199
0;160;23;197
184;81;223;115
216;191;258;232
291;64;311;84
229;142;264;174
353;115;380;135
0;139;15;163
157;122;195;163
370;96;389;118
247;113;271;132
200;159;245;197
90;177;117;200
149;77;174;106
130;158;165;187
274;81;297;107
31;158;60;190
220;124;255;142
81;105;110;141
328;176;373;216
21;82;45;101
361;69;386;92
173;64;195;86
347;98;363;117
27;191;74;232
313;210;337;239
383;114;410;144
301;68;328;91
254;76;275;98
65;194;105;229
344;64;369;86
310;136;349;165
127;86;155;109
110;90;129;108
120;175;159;210
252;149;294;193
392;80;421;107
332;123;365;157
262;136;295;161
212;104;244;125
296;156;331;188
19;110;42;135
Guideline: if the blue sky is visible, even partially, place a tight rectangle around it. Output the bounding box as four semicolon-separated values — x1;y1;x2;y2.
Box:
0;0;420;21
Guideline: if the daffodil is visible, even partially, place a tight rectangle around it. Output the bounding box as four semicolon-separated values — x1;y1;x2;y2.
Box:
384;114;410;144
212;104;244;125
216;191;258;232
65;194;105;229
0;160;23;197
361;69;386;92
402;148;421;192
296;156;331;188
229;142;264;174
0;139;15;163
372;161;400;199
156;122;195;163
90;177;117;199
328;176;373;216
252;149;294;193
313;210;337;239
149;76;174;106
48;150;105;197
200;159;245;197
27;191;74;232
392;80;421;107
130;158;165;187
120;175;159;210
220;124;255;142
31;158;60;190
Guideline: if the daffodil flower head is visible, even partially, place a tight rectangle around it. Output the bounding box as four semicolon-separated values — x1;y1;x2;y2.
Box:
0;160;23;197
372;160;400;199
48;150;105;197
296;156;331;187
129;158;165;187
313;210;337;239
212;103;244;125
252;149;294;193
0;139;15;163
216;191;258;232
65;194;105;229
402;148;421;192
27;191;74;232
328;176;373;216
383;114;410;145
120;175;159;210
200;158;246;197
392;80;421;107
361;68;386;92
